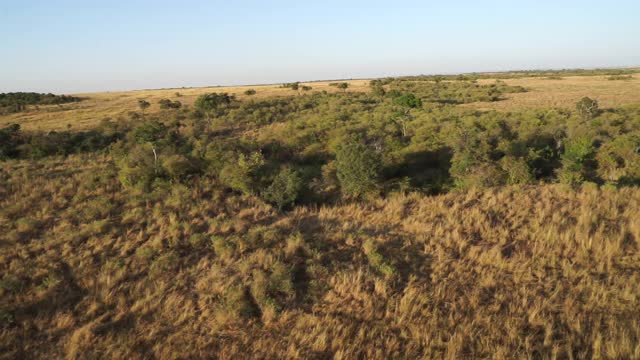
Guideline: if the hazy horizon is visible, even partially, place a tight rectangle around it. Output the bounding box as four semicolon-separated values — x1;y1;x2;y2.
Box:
2;0;640;94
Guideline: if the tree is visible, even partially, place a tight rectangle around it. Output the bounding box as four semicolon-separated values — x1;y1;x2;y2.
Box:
558;136;596;185
576;97;599;121
137;100;150;119
369;80;385;97
596;133;640;184
244;89;257;96
0;123;21;159
335;139;382;198
337;82;349;92
392;94;422;137
262;168;304;210
132;121;168;174
219;151;265;195
158;99;182;109
194;93;233;123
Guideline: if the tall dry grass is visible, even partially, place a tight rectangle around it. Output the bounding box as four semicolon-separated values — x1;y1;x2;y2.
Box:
1;155;639;358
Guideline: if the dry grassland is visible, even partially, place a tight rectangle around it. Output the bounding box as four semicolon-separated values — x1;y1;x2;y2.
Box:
0;80;370;131
467;74;640;111
3;75;640;131
1;155;639;358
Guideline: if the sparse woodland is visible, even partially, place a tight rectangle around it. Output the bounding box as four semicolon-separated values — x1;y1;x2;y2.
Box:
1;70;640;359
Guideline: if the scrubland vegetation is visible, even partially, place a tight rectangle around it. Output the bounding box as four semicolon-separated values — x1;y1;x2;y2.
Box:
2;69;640;358
0;93;81;115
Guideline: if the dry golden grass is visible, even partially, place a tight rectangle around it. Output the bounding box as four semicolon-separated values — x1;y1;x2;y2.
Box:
0;80;370;131
3;74;640;131
1;155;639;358
465;74;640;111
2;72;640;358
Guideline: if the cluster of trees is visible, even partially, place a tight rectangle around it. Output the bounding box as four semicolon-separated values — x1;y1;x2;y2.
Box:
0;120;124;160
111;89;640;209
401;68;639;82
280;82;313;93
329;82;349;92
0;92;82;114
158;98;182;109
4;79;640;210
608;75;634;81
385;79;526;104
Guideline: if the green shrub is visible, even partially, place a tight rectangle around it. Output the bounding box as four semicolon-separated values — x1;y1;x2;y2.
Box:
158;99;182;109
393;93;422;109
500;156;534;185
451;160;507;189
596;133;640;184
558;136;596;185
116;145;158;191
335;140;382;198
162;154;196;182
576;97;599;121
219;152;265;195
262;168;304;210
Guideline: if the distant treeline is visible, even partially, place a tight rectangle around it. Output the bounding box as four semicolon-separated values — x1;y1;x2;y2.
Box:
0;120;124;160
398;68;639;82
0;92;82;114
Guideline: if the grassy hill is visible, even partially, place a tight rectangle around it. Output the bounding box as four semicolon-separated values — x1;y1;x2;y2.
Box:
2;69;640;358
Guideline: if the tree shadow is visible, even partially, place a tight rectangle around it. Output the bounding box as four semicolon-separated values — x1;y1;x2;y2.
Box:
386;147;453;193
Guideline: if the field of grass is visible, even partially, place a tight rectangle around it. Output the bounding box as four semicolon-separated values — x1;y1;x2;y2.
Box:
2;155;639;358
0;80;370;131
2;69;640;358
4;73;640;132
467;74;640;110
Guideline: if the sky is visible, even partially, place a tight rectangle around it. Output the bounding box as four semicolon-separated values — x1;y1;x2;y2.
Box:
1;0;639;93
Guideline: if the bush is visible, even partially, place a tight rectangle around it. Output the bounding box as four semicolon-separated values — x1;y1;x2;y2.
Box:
158;99;182;109
451;160;507;189
576;97;599;121
116;145;158;191
262;168;304;210
596;133;640;184
0;92;81;114
558;136;596;185
369;80;386;96
244;89;257;96
0;124;21;159
219;152;265;195
393;93;422;109
281;82;299;90
162;154;196;182
335;139;382;198
607;75;633;81
500;156;534;185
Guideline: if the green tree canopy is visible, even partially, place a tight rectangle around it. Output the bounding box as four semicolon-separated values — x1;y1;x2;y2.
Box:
335;139;382;198
194;93;233;120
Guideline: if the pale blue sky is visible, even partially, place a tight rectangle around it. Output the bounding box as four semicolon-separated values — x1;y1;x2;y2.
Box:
1;0;639;93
